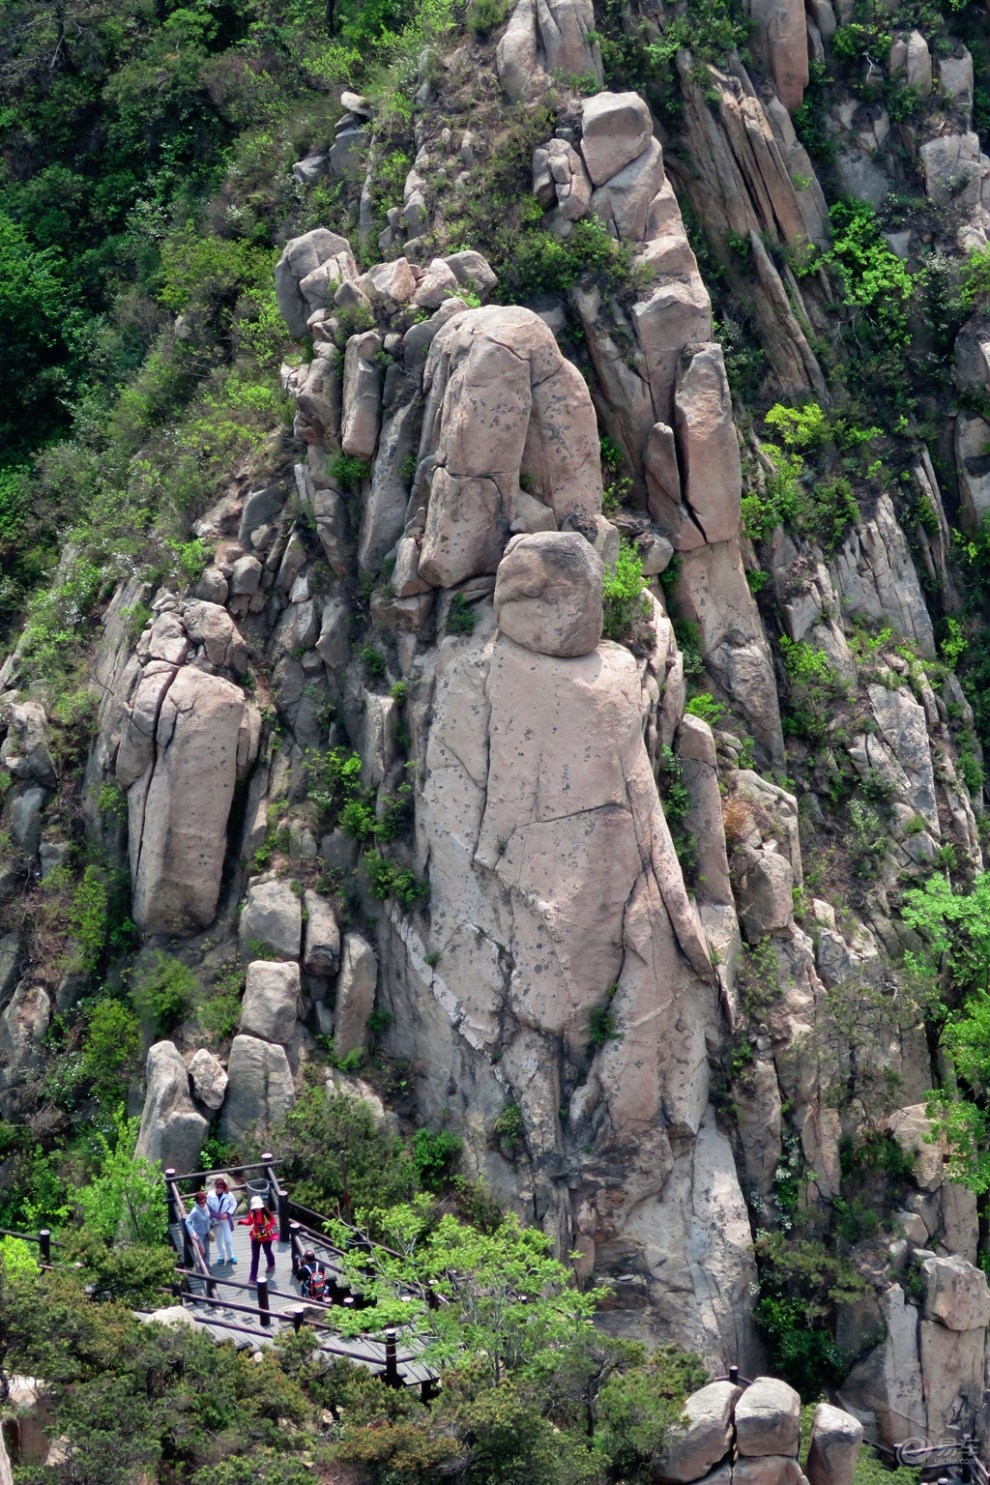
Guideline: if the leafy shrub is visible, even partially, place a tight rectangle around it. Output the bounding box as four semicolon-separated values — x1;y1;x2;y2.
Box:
467;0;511;37
276;1085;416;1217
497;213;646;304
130;952;198;1034
657;744;697;881
81;999;141;1108
330;453;369;491
412;1128;462;1193
361;643;387;681
764;401;830;451
362;850;429;906
685;692;727;726
602;540;650;643
447;592;476;635
492;1102;525;1160
779;636;849;744
589;983;621;1047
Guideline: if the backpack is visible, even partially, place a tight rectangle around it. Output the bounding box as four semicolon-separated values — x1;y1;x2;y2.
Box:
307;1266;326;1300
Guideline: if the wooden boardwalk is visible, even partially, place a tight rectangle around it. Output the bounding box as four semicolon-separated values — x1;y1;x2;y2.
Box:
167;1213;433;1388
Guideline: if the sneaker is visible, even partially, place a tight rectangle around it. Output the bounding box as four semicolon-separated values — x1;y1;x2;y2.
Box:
229;1257;237;1265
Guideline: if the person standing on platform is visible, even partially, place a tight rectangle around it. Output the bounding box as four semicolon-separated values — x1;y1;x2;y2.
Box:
241;1195;277;1284
208;1177;237;1265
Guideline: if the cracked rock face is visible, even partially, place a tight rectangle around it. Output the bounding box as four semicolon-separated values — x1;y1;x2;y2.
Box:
378;618;758;1365
494;530;603;657
117;661;261;935
417;305;602;588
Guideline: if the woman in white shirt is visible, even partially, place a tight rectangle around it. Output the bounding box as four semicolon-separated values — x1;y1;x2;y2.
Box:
207;1177;238;1265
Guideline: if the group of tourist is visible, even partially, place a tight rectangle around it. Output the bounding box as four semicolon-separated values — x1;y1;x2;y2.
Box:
183;1180;328;1294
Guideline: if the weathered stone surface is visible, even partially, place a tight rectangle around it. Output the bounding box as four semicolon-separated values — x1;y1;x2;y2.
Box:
918;1315;985;1440
678;715;732;906
842;1285;924;1447
414;257;459;309
494;531;603;657
543;138;592;221
922;1253;990;1331
0;701;55;785
955;410;990;531
358;258;417;305
0;935;21;1007
5;783;45;856
866;685;938;831
806;1404;863;1485
444;251;498;297
418;307;601;587
497;0;544;101
0;982;50;1098
737;851;794;941
359;397;418;576
240;960;301;1045
888;1105;942;1192
919;132;982;209
335;933;378;1056
734;1461;807;1485
341;330;383;460
670;343;740;548
239;874;304;970
833;494;935;657
276;229;357;339
535;0;600;85
674;543;784;763
581;90;653;186
292;152;327;186
890;30;931;94
195;566;228;603
939;50;974;114
0;1417;13;1485
735;1377;802;1458
181;600;247;673
135;1041;208;1172
187;1048;228;1111
750;0;808;111
220;1035;295;1144
591;138;665;241
123;667;261;935
651;1380;739;1483
296;350;341;445
303;890;341;976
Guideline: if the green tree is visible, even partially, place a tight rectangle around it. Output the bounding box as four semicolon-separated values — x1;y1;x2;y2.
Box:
74;1111;168;1245
327;1204;609;1386
902;872;990;1190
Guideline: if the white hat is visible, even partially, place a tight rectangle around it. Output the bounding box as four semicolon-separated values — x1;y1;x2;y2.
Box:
250;1195;263;1210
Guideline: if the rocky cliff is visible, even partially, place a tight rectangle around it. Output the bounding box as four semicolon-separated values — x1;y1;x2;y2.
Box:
4;0;990;1452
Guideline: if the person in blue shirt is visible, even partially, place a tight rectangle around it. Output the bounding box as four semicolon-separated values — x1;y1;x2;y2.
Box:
184;1190;212;1268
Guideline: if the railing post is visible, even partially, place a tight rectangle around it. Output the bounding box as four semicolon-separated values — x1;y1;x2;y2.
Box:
292;1307;305;1333
384;1328;399;1388
257;1277;271;1329
164;1169;179;1225
340;1150;352;1225
276;1183;290;1243
728;1365;739;1386
289;1221;302;1278
38;1229;50;1264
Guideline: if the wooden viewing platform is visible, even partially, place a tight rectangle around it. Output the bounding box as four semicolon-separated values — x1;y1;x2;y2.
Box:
163;1158;436;1394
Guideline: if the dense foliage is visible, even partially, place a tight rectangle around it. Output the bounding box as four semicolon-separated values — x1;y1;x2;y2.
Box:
0;1103;708;1484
